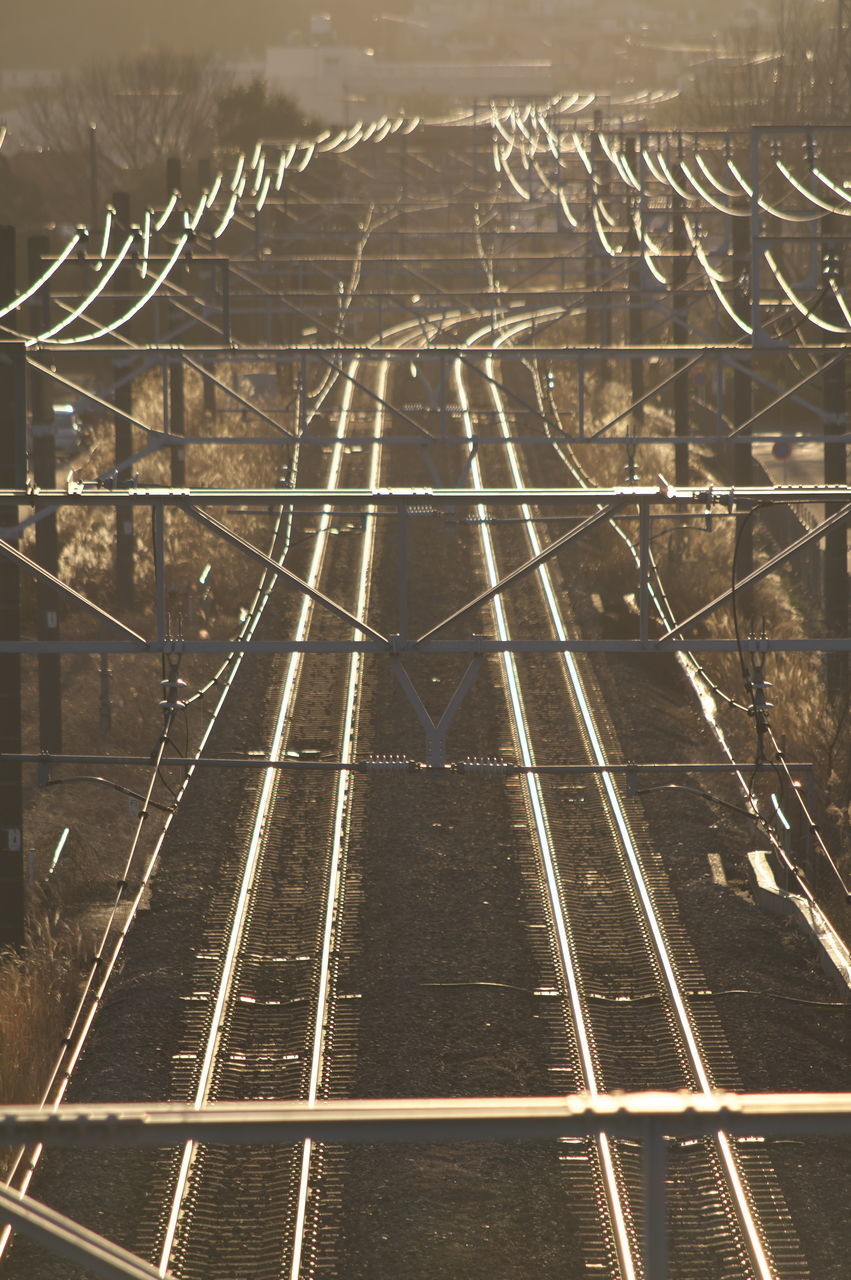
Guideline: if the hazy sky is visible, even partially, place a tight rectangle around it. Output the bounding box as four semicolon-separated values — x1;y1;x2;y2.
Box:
2;1;330;69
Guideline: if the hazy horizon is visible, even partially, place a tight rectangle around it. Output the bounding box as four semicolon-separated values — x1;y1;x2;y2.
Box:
2;1;323;70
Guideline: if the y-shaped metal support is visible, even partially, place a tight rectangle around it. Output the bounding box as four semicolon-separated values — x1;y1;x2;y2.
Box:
390;654;483;767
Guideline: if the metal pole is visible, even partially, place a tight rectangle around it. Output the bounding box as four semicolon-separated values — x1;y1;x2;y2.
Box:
822;213;848;700
749;129;762;344
639;498;651;645
732;210;753;579
643;1121;668;1280
169;357;186;488
165;156;181;198
99;653;112;741
221;261;231;345
625;137;644;429
88;123;98;232
112;189;135;611
586;122;601;355
111;190;131;231
0;226;25;946
398;504;408;644
202;348;216;415
153;506;167;645
671;172;690;486
114;359;135;610
28;233;62;755
197;156;212;193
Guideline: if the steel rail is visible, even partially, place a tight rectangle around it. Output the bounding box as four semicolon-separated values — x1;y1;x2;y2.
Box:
479;313;777;1280
289;300;480;1276
287;357;388;1280
156;361;366;1276
0;456;304;1265
156;300;436;1275
0;172;370;1259
453;316;639;1280
2;193;389;1271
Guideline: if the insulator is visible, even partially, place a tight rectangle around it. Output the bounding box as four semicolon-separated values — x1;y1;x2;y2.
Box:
358;754;418;772
454;757;513;774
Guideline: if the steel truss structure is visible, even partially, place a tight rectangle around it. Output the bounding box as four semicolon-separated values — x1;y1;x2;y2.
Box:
0;481;847;657
2;93;851;1278
1;104;851;931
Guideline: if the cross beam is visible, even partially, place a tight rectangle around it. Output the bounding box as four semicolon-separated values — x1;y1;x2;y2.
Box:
3;1092;851;1147
6;485;851;512
0;1185;171;1280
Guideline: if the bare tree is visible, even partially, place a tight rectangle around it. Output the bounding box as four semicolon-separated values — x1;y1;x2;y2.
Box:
678;0;844;129
19;51;228;177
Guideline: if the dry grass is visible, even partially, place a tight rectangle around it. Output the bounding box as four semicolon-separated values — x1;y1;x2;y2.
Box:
1;359;294;1111
561;376;851;866
0;898;88;1111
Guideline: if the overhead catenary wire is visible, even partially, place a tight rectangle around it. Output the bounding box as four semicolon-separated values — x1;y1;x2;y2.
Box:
0;233;85;321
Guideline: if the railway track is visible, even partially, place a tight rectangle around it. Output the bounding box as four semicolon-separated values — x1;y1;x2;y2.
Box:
6;334;811;1280
148;355;389;1280
4;115;850;1280
449;312;808;1278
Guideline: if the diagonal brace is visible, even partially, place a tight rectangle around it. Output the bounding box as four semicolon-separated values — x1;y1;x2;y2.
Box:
27;358;165;438
179;504;388;644
588;352;708;441
659;502;851;642
391;655;483;766
228;263;343;344
0;539;147;646
0;1184;173;1280
313;353;435;440
456;352;562;437
417;501;627;644
181;356;296;439
726;354;845;439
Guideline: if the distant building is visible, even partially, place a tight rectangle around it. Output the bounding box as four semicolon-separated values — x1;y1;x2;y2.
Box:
259;1;780;121
264;43;556;123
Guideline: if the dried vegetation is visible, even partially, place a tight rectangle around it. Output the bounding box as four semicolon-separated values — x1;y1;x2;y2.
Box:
564;377;851;883
0;361;291;1110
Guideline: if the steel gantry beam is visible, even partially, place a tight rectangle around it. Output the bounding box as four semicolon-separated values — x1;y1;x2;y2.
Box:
4;100;851;1264
0;484;848;656
3;1094;851;1280
25;342;851;446
5;1091;851;1149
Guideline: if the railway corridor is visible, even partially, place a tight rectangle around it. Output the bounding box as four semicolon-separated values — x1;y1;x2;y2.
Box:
2;98;851;1280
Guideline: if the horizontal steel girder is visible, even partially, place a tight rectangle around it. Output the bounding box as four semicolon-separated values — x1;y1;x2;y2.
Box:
8;485;851;508
29;343;851;356
7;755;811;776
3;1093;851;1147
1;639;849;656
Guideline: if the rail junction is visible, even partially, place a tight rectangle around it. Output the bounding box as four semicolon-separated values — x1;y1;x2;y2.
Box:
1;95;851;1279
